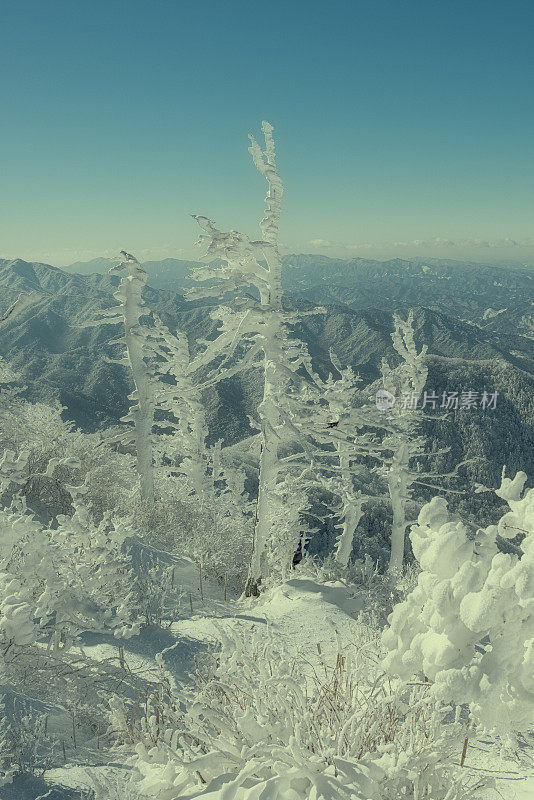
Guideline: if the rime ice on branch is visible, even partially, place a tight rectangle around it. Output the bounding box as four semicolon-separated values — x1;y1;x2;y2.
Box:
189;122;324;595
378;311;468;573
87;251;156;507
380;311;429;573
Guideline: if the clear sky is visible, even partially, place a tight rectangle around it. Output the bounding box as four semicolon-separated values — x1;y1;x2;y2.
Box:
1;0;533;266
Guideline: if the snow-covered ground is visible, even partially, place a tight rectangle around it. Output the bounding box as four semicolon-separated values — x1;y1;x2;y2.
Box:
462;740;534;800
2;564;532;799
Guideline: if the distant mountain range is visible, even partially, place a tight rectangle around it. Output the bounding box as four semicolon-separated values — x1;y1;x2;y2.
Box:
63;257;202;291
1;255;532;510
61;253;534;328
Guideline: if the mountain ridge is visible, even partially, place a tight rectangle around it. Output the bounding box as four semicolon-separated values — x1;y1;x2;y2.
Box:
0;258;532;499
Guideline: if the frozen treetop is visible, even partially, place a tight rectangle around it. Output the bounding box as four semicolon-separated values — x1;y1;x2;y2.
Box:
189;121;284;307
248;120;283;245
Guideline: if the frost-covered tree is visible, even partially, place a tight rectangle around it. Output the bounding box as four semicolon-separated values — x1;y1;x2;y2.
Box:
285;362;378;569
92;251;252;547
305;361;381;568
93;251;156;507
383;469;534;738
146;317;254;584
379;311;428;573
150;320;210;495
188;122;325;594
378;311;466;573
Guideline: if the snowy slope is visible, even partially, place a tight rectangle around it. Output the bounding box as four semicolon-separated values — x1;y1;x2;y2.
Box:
3;569;531;799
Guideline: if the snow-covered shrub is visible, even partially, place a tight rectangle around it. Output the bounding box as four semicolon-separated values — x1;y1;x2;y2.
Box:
0;399;135;522
0;573;36;655
0;505;47;664
39;501;142;647
0;448;29;498
383;470;534;738
122;625;469;800
0;493;141;664
134;478;252;594
0;495;143;778
301;551;383;588
133;560;179;627
0;698;55;778
82;770;140;800
300;554;419;627
0;701;16;787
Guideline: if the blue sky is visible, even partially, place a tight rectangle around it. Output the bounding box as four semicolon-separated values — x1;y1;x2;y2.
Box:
1;0;533;265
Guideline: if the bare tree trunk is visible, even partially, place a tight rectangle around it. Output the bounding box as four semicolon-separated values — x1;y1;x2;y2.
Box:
246;428;278;596
388;443;410;574
112;254;155;508
334;446;365;567
245;123;286;595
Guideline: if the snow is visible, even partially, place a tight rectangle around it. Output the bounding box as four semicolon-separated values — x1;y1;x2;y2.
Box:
461;739;534;800
3;567;367;798
243;578;364;662
1;119;532;800
1;553;533;800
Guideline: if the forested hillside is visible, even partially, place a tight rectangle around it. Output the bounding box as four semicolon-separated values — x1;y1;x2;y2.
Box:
1;256;532;496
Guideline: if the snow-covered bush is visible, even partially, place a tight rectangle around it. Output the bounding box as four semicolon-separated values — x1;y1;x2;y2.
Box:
40;501;142;647
0;398;135;522
0;699;55;778
0;488;141;665
0;700;16;787
383;469;534;738
0;572;36;657
131;483;252;593
0;492;143;774
0;505;47;664
133;560;179;627
301;553;420;627
119;624;471;800
82;770;140;800
0;448;29;497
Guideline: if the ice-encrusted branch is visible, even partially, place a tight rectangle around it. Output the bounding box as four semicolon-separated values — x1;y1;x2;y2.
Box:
248;120;283;247
189;120;284;309
185;123;331;593
107;251;155;506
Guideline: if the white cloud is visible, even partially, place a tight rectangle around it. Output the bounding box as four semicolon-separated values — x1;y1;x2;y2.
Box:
306;236;534;254
308;238;337;248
